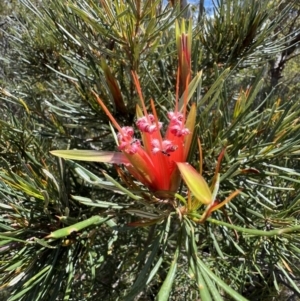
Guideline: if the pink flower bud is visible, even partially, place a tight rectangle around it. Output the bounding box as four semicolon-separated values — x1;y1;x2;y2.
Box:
136;115;162;133
168;111;190;137
162;140;178;153
168;112;183;123
127;140;141;154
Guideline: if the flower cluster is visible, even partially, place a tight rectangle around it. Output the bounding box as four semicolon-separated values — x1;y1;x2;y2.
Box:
86;71;196;193
118;111;190;159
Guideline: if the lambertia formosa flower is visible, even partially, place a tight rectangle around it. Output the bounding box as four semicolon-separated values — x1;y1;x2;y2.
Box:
51;70;196;194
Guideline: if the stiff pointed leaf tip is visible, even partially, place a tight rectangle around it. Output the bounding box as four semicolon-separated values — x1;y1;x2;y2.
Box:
177;162;212;205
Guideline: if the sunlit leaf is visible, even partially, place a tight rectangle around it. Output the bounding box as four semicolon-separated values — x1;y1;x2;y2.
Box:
50;150;129;163
177;162;212;205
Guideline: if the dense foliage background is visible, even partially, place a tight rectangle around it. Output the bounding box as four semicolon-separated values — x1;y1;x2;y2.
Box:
1;0;300;300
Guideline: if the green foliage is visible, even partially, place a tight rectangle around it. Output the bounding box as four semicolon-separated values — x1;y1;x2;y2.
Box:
197;0;292;68
0;0;300;301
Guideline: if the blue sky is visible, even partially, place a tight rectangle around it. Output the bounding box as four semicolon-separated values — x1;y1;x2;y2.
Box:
190;0;213;4
163;1;214;9
204;0;213;7
190;0;214;9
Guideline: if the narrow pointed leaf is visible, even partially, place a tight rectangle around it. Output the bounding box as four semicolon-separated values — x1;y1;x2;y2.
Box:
50;150;129;163
155;245;179;301
45;216;110;239
71;195;128;209
179;71;202;110
197;258;248;301
184;103;196;159
124;236;161;300
102;171;143;201
209;190;241;213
